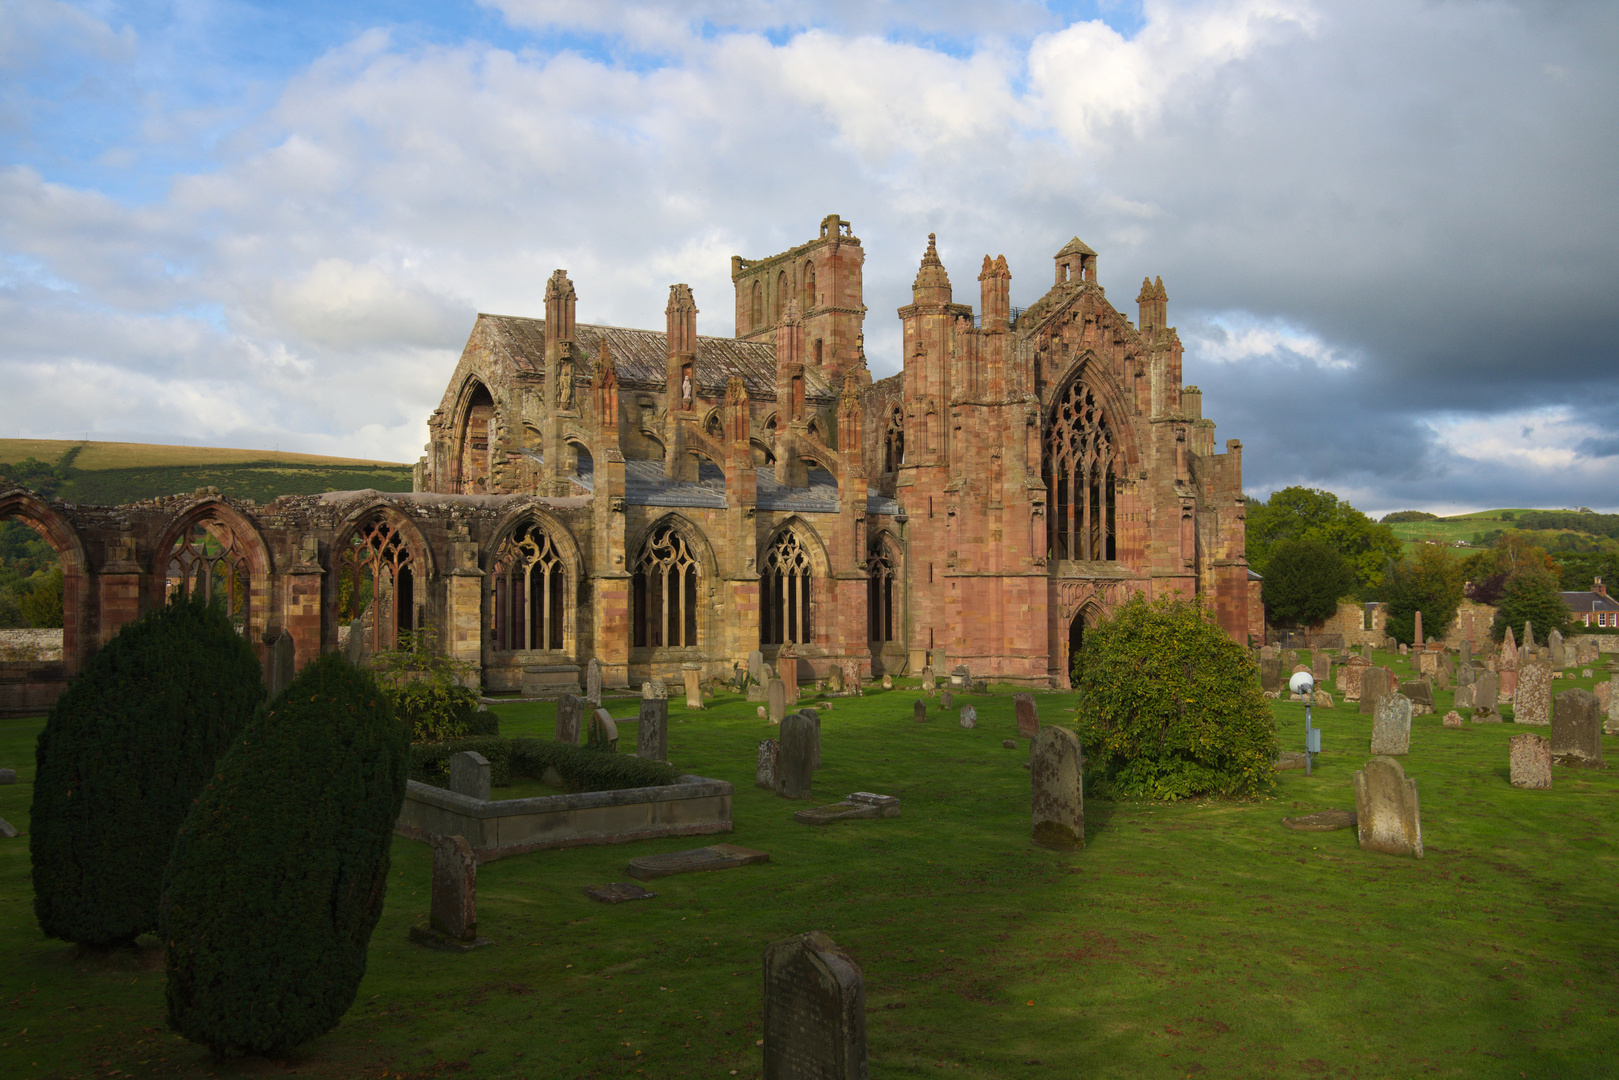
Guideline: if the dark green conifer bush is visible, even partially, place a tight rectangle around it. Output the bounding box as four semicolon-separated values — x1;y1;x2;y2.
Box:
30;595;263;947
161;652;408;1056
1072;594;1275;801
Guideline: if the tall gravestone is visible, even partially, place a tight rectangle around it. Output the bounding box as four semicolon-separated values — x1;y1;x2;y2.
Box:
1499;626;1519;701
1359;667;1390;715
1514;660;1552;725
756;740;779;791
268;629;295;699
1259;658;1282;693
826;664;845;694
1509;733;1552;789
1013;693;1039;738
777;712;816;800
586;657;603;705
748;649;765;685
1457;661;1475;688
1353;756;1423;858
683;664;703;709
1474;670;1499;713
556;693;585;746
842;660;864;697
1312;653;1331;685
1548;629;1565;672
408;834;491;951
960;705;977;728
1371;695;1412;756
1030;726;1084;850
912;699;927;723
762;931;867;1080
345;617;366;666
1459;637;1472;668
778;655;800;706
802;709;822;769
767;678;787;724
448;751;491;801
1607;676;1619;735
638;697;669;762
1551;688;1603;765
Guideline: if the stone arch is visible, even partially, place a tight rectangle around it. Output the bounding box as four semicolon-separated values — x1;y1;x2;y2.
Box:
1042;364;1138;563
629;514;717;652
451;375;498;493
0;490;88;678
802;261;816;311
151;499;274;645
866;528;902;647
330;502;434;656
759;517;829;648
487;506;583;655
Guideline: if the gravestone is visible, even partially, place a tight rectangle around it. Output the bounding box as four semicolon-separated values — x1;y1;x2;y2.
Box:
912;699;927;724
1312;653;1331;685
586;657;603;705
1313;689;1333;709
1401;680;1433;709
1416;650;1438;677
778;655;800;706
1371;695;1412;756
0;768;14;784
408;834;491;951
588;709;619;750
1549;629;1565;671
1259;658;1282;693
921;669;937;695
941;690;954;710
767;678;787;724
1281;649;1299;670
681;664;702;709
827;664;845;694
1475;670;1499;712
1453;683;1475;710
1414;611;1423;648
1341;655;1370;700
1595;679;1611;714
448;751;491;801
555;693;585;745
747;677;768;703
647;677;668;699
628;844;770;880
881;674;893;690
1607;678;1619;735
1259;645;1276;662
799;709;823;770
1399;643;1408;656
269;629;295;699
1013;693;1039;738
777;712;816;800
584;882;657;905
345;617;366;665
1443;710;1463;728
1457;661;1475;688
960;705;977;728
1359;667;1391;715
748;649;765;685
1550;688;1603;765
1499;627;1519;700
1514;660;1552;725
793;792;901;826
1523;620;1536;653
1460;638;1472;668
842;660;864;696
1509;733;1552;789
756;739;779;791
1353;756;1424;858
1030;726;1084;851
762;931;867;1080
949;664;971;689
1576;641;1599;666
637;697;668;761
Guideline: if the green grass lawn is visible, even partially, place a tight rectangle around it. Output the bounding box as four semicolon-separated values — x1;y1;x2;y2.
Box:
1;656;1616;1079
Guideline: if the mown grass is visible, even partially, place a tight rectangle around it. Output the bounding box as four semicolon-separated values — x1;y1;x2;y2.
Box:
0;652;1615;1079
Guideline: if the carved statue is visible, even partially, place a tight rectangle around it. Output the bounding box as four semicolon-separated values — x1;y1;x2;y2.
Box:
682;372;693;407
557;355;574;409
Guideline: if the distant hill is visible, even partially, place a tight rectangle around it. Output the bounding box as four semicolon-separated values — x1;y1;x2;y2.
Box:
1381;508;1619;555
0;439;413;507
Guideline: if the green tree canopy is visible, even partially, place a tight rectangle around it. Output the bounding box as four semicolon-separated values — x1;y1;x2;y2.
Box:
1260;539;1357;627
1491;567;1572;644
1382;544;1465;646
1246;486;1402;593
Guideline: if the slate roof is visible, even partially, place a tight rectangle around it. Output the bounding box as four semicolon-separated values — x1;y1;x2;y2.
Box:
1558;591;1619;613
477;315;836;402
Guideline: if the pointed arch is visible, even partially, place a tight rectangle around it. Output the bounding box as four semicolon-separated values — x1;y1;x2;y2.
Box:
802;261;816;311
759;517;827;647
0;490;88;676
153;499;272;639
1043;375;1120;562
751;280;764;330
331;502;434;655
866;529;902;644
488;507;581;654
451;375;498;494
630;514;715;650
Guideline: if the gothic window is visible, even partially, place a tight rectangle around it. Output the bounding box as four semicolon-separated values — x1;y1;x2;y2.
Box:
751;281;763;330
775;271;787;322
704;411;723;439
492;521;567;652
633;523;700;648
338;515;416;652
1042;381;1117;562
165;519;249;631
803;262;816;310
760;529;813;646
867;535;898;643
882;408;904;472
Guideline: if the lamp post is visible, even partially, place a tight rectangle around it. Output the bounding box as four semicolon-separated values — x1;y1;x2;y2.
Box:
1289;670;1321;775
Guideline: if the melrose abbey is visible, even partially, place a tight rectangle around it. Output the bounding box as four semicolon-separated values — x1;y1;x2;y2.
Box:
1;216;1256;710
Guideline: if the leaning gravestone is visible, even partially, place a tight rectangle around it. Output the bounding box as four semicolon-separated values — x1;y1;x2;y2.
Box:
1013;693;1039;738
762;931;867;1080
1549;629;1565;671
767;678;787;724
1371;695;1412;756
586;657;603;704
1259;658;1283;693
912;699;927;724
638;697;669;762
1509;733;1552;789
960;705;977;728
408;834;491;952
588;709;618;750
1514;660;1552;725
448;751;491;801
1550;688;1603;766
756;740;780;791
1030;726;1084;850
777;712;816;800
1359;667;1391;715
1353;756;1424;858
555;693;585;745
269;629;295;699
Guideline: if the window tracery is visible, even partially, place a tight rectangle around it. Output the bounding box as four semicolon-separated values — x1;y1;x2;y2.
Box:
866;535;898;643
1042;381;1117;562
760;529;813;646
164;519;249;631
632;523;700;648
492;521;567;652
338;515;416;651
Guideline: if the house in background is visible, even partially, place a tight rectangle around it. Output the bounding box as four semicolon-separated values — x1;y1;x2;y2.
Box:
1560;577;1619;628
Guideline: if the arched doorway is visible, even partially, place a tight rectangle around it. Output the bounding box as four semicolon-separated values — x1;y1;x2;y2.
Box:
455;381;496;494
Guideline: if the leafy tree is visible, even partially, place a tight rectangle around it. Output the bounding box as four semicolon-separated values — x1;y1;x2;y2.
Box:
1260;539;1356;627
1547;549;1619;594
30;596;263;947
19;566;62;628
1245;486;1402;593
1072;594;1275;801
0;456;69;497
1380;510;1438;523
1491;568;1571;644
1381;545;1465;646
162;652;409;1057
370;629;482;742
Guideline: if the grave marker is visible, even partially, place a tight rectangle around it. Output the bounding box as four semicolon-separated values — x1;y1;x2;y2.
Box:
1515;660;1552;725
756;739;779;790
1013;693;1039;738
768;678;787;724
586;657;603;704
1353;756;1424;858
960;705;977;728
448;751;491;801
1509;733;1552;789
762;931;867;1080
638;697;669;761
555;693;585;745
1030;726;1084;850
408;834;492;951
912;699;927;723
1551;688;1603;765
777;712;816;799
1371;695;1412;756
269;629;294;699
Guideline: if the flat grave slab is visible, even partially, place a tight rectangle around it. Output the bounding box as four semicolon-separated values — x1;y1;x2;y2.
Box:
627;843;771;881
584;882;658;904
793;792;901;826
1282;809;1358;832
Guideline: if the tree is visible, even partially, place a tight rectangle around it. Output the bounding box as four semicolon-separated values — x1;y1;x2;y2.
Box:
162;652;409;1056
1072;594;1275;801
1260;539;1356;627
19;566;62;628
1491;567;1571;644
1245;486;1402;593
30;596;263;947
1381;544;1465;646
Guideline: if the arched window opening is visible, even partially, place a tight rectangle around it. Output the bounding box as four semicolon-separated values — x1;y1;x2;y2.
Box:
338;515;416;653
867;536;898;643
164;518;250;632
751;281;764;330
457;382;496;494
883;408;905;472
571;443;593;482
1042;381;1117;562
492;521;566;652
760;529;812;646
0;516;64;630
802;263;816;310
704;411;723;439
632;524;699;649
775;271;787;322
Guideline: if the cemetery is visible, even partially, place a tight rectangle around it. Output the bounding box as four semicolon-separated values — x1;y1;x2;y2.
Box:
0;632;1616;1078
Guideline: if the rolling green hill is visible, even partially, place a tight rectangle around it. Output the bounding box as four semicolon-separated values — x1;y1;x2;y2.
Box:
1381;508;1619;556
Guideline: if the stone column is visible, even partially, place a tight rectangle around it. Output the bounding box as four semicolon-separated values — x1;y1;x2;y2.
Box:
96;536;143;647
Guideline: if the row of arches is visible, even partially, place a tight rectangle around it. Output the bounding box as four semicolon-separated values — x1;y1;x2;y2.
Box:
749;260;817;330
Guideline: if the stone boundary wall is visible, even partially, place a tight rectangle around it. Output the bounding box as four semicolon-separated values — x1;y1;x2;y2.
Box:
0;629;63;662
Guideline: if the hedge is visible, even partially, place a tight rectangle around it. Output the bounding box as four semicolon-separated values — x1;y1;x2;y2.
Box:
410;736;682;793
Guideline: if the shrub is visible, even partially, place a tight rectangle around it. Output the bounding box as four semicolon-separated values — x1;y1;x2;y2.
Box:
409;736;682;793
161;652;408;1056
1072;594;1275;801
1491;568;1572;644
370;633;481;741
1260;539;1356;627
30;595;263;947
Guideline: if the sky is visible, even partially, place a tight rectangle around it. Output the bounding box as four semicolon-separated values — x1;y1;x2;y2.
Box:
2;0;1616;517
